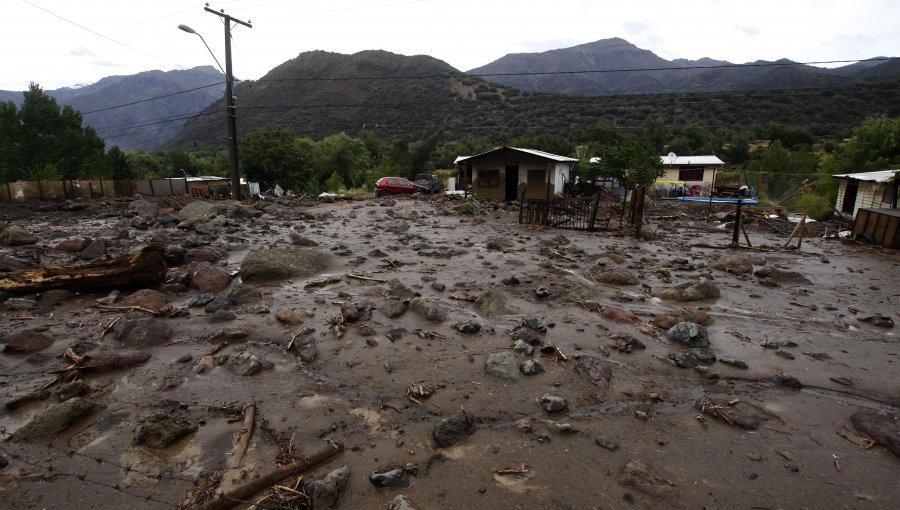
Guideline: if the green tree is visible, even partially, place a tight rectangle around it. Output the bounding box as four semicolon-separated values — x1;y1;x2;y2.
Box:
593;139;664;188
839;116;900;172
317;133;372;189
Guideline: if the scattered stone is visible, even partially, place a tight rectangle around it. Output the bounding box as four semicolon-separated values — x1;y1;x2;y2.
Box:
454;320;481;334
523;314;550;333
2;330;54;353
240;247;329;282
289;231;319;246
0;225;37;246
433;412;476;447
512;339;534;355
190;264;232;293
484;352;521;381
619;459;677;498
55;239;86;253
669;348;716;368
133;413;199;448
386;495;419;510
849;409;899;457
275;309;303;325
38;289;74;306
53;381;90;402
122;289;169;314
711;255;754;274
228;284;262;305
595;436;620;451
666;322;710;347
10;397;96;441
775;350;795;360
306;466;351;508
515;419;533;433
204;296;231;313
754;266;811;285
474;286;506;316
694;397;783;430
659;277;720;301
209;309;236;323
613;334;645;353
520;359;544;375
340;302;362;323
184;247;223;264
112;314;173;347
79;239;107;260
719;357;749;369
693;366;721;380
534;286;551;299
369;469;410;488
430;282;446;292
227;351;264;376
177;201;217;221
540;394;567;413
6;297;37;310
408;298;446;322
165;244;186;265
857;315;895;329
593;269;640;285
601;306;642;324
747;452;762;462
382;300;408;318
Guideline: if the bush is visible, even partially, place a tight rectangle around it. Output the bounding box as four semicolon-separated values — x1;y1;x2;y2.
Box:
454;198;482;215
794;191;834;220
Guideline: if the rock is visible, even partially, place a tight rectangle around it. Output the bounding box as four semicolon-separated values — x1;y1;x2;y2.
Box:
122;289;169;314
2;331;54;353
165;244;186;265
711;255;754;274
228;351;264;376
619;459;676;498
534;286;551;299
484;352;521;381
593;269;640;285
433;413;476;447
386;495;420;510
209;309;236;323
275;309;303;325
129;199;158;218
408;298;446;322
719;357;749;369
614;334;646;353
454;320;481;334
595;436;620;451
289;231;319;247
204;296;231;313
382;300;408;318
240;248;329;282
112;314;173;347
133;413;199;448
184;247;222;264
340;302;361;323
693;366;721;380
227;284;262;305
369;469;410;488
11;397;96;441
193;222;217;236
54;380;90;401
601;306;642;324
660;277;720;301
0;225;37;246
515;419;533;433
177;201;217;221
55;239;87;253
188;293;216;307
306;466;351;508
38;289;74;306
540;394;568;413
523;314;550;333
190;263;232;293
850;409;899;457
520;359;544;375
669;348;716;368
5;297;37;310
666;322;710;347
79;239;107;260
474;286;506;316
754;266;812;285
512;339;534;355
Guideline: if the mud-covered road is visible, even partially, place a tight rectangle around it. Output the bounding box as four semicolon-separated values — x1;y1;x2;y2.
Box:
1;194;898;510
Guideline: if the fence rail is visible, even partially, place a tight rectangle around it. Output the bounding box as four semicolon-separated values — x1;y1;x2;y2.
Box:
1;178;194;203
519;193;602;231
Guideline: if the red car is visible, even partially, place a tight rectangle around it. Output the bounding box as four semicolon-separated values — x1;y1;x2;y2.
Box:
375;176;427;196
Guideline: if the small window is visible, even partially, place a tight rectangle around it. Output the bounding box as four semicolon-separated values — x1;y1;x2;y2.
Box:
883;183;897;204
388;178;398;185
527;169;546;188
480;169;500;188
399;179;411;186
678;168;704;181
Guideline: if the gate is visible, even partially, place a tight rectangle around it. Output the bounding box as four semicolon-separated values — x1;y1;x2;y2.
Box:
519;193;602;231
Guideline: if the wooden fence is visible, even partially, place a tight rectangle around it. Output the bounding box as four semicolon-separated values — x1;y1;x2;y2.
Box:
0;178;190;202
519;193;602;231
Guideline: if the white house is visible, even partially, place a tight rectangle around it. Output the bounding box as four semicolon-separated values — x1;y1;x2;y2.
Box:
832;169;899;218
657;154;725;196
455;147;577;201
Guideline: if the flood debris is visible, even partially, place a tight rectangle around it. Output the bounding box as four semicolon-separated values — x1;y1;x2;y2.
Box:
618;459;677;498
694;398;784;430
9;397;97;441
849;409;899;457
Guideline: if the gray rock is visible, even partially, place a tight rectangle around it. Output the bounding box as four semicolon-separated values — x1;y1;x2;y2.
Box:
209;309;236;323
188;293;216;307
128;200;158;218
454;320;481;334
523;314;550;333
5;297;37;310
228;351;263;376
306;466;351;508
382;300;408;318
512;339;534;355
38;289;75;306
386;495;420;510
133;413;199;448
850;409;899;457
275;309;303;325
79;239;107;260
369;469;410;488
484;352;521;381
534;286;551;299
540;394;567;413
227;284;262;305
240;248;329;282
669;348;717;368
593;269;640;285
190;264;232;293
165;244;186;265
711;255;754;274
204;296;231;313
409;298;446;322
177;201;217;221
660;277;721;301
520;359;544;375
184;248;222;264
2;331;54;353
289;231;319;247
433;413;476;447
112;314;173;347
720;357;749;369
474;286;506;316
11;397;96;441
754;266;812;285
0;225;37;246
666;322;710;347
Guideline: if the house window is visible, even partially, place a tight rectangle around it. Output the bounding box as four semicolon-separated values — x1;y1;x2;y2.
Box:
527;169;546;188
883;183;897;204
480;169;500;188
678;168;704;181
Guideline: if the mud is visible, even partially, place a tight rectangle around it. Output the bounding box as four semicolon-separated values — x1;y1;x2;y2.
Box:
0;195;898;509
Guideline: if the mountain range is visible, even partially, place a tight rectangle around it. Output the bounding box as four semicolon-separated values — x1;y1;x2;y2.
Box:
0;66;223;151
2;38;898;151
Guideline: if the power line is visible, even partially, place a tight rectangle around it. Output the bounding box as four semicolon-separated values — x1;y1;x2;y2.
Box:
79;82;225;116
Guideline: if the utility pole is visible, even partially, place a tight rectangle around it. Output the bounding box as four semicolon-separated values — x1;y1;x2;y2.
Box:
203;6;252;199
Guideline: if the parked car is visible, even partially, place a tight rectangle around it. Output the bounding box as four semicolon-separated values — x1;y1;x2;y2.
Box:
375;176;426;196
413;174;444;194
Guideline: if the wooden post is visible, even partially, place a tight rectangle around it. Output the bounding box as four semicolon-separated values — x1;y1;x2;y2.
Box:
89;181;94;198
148;179;155;196
37;180;44;201
99;178;105;197
6;181;13;202
168;178;175;195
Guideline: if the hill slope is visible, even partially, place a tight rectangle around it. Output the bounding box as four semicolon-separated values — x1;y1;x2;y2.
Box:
0;66;223;151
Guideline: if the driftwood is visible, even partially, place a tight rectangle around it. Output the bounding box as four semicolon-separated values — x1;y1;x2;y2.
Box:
0;245;167;295
229;403;256;468
197;441;344;510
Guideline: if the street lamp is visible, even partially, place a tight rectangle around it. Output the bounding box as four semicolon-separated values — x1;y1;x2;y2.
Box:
178;8;251;199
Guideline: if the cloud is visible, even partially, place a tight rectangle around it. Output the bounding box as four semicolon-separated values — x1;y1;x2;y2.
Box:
69;47;96;58
623;21;651;37
735;25;760;37
92;59;125;68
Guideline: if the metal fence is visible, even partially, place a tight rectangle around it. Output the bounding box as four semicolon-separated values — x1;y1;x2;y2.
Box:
1;178;191;202
519;193;602;231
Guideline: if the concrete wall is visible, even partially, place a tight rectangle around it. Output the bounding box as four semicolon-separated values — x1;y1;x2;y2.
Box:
0;178;191;202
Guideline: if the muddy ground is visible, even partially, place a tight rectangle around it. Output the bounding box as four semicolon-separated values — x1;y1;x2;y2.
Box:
0;194;897;510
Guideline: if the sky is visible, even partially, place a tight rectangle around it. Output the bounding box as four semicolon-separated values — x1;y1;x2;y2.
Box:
3;0;899;91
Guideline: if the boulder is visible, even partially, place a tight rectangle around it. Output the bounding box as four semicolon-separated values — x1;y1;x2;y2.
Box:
0;225;37;246
2;331;54;353
190;263;232;293
659;277;720;301
133;413;199;448
177;201;217;221
306;466;351;508
433;413;476;447
10;397;96;441
122;289;169;314
711;255;754;274
484;352;521;381
240;248;328;282
474;286;506;317
386;495;420;510
666;322;710;347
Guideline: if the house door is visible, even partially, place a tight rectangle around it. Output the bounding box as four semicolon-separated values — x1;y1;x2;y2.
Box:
505;165;519;201
842;181;859;214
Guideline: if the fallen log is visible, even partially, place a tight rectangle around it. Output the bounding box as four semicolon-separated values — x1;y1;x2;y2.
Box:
0;245;167;295
196;441;344;510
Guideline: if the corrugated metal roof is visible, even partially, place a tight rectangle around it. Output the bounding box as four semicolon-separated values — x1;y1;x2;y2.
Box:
660;155;725;165
455;146;577;163
832;169;899;183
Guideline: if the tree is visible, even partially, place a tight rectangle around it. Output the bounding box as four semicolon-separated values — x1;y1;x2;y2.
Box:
593;139;664;189
317;133;372;189
839;116;900;172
